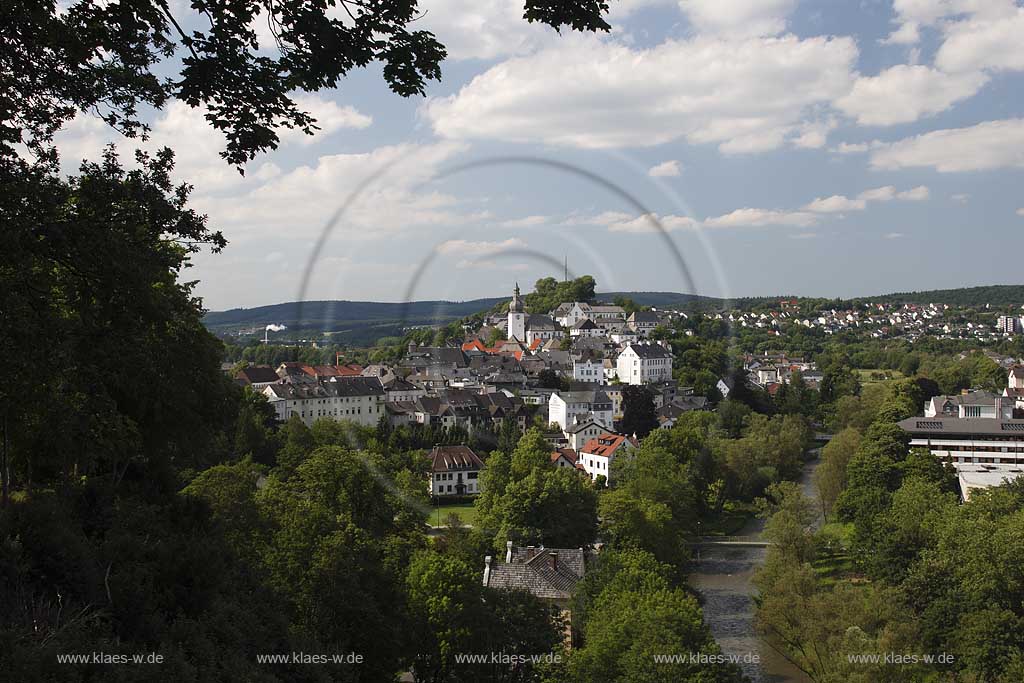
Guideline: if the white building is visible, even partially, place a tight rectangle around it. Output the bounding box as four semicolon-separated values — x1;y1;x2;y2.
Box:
262;376;386;427
627;311;662;337
429;445;485;497
563;417;615;451
548;389;614;430
554;302;593;328
924;391;1013;420
572;356;604;382
579;434;636;485
615;342;673;385
996;315;1022;334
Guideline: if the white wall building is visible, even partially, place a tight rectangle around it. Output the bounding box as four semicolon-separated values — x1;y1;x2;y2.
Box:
262;376;386;427
572;357;604;382
615;342;673;385
579;434;635;485
548;390;614;430
429;445;485;497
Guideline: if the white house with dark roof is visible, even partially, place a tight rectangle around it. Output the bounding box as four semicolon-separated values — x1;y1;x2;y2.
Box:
548;389;613;430
429;445;485;497
627;310;662;337
924;391;1012;420
262;376;385;426
615;342;673;385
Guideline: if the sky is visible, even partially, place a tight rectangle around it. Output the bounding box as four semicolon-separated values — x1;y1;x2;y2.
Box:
54;0;1024;311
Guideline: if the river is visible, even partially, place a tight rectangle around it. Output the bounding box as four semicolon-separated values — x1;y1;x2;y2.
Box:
689;453;823;683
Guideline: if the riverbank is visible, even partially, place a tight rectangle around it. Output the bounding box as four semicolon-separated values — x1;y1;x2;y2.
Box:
689;454;823;683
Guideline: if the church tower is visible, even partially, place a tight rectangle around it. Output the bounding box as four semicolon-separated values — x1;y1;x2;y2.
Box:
507;282;526;342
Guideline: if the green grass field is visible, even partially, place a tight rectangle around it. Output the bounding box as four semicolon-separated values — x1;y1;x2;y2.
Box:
856;368;905;384
430;502;479;527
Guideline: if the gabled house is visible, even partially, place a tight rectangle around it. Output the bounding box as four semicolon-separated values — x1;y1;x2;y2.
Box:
615;342;673;385
549;389;614;430
429;445;485;497
579;434;637;485
562;417;615;451
483;543;588;645
235;365;281;389
627;310;662;337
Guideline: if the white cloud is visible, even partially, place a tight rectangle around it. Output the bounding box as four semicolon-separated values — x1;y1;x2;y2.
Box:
792;118;838;149
610;214;699;233
935;7;1024;73
880;21;920;45
415;0;561;60
952;193;970;203
834;65;987;126
897;185;930;200
704;208;819;229
870;118;1024;172
437;237;527;257
858;186;897;201
567;211;698;233
285;95;372;144
1017;208;1024;217
678;0;797;37
191;141;478;242
648;160;682;177
54;98;372;191
501;215;548;228
424;33;858;154
832;141;870;154
802;195;867;213
884;232;905;239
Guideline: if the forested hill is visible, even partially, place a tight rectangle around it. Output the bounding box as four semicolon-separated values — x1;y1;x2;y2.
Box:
202;291;722;340
859;284;1024;306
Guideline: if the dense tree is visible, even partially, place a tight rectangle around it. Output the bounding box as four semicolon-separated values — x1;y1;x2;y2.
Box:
475;429;598;551
813;427;861;520
569;549;742;683
620;385;659;438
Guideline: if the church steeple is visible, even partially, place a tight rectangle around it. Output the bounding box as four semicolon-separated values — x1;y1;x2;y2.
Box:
507;282;526;342
510;282;524;313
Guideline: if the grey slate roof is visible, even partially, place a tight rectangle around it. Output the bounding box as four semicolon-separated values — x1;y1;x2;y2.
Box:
484;546;587;601
264;376;384;399
622;342;672;359
430;445;485;473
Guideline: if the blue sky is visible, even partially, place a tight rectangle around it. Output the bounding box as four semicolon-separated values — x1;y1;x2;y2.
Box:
55;0;1024;310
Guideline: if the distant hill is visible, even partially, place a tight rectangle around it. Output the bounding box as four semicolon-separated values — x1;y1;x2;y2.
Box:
204;285;1024;346
203;291;724;345
857;285;1024;306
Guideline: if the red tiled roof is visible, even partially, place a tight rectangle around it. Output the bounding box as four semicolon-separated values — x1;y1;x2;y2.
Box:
550;448;578;465
580;434;634;457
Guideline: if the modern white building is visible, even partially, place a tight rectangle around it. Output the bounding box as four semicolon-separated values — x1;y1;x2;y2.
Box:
615;342;673;385
548;389;614;430
262;376;386;427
